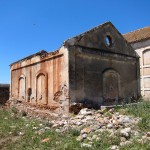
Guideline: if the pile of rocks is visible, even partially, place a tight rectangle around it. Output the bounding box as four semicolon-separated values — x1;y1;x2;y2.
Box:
48;108;149;148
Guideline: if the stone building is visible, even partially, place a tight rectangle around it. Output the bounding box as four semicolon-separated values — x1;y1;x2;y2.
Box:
124;26;150;99
10;22;140;112
0;84;10;104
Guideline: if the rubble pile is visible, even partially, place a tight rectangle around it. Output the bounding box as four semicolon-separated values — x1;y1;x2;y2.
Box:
8;100;150;149
49;108;149;148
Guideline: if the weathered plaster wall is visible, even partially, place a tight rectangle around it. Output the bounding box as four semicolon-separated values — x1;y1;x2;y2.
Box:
67;22;140;106
69;46;139;106
131;39;150;99
10;47;69;110
10;22;140;112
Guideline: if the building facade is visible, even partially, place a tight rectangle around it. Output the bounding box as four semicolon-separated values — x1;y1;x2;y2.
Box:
10;22;140;112
124;26;150;99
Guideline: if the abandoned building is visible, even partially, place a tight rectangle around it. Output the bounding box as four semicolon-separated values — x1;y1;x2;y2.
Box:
124;26;150;99
0;84;10;104
10;22;140;113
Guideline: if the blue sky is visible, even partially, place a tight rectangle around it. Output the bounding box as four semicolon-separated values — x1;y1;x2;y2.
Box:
0;0;150;83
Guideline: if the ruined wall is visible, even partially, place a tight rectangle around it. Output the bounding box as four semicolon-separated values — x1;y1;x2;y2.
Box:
10;22;140;111
10;47;69;111
69;46;139;106
67;22;140;107
131;39;150;99
0;84;10;104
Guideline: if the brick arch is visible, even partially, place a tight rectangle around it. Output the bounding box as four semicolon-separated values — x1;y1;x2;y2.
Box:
102;69;120;101
18;74;26;101
35;70;48;105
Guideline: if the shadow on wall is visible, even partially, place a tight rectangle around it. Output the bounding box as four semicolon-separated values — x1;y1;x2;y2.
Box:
82;95;140;107
70;95;141;115
0;84;10;105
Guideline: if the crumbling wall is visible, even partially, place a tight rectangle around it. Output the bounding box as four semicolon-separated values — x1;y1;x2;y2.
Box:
10;47;69;114
10;22;140;114
0;84;10;104
69;46;139;107
67;22;140;107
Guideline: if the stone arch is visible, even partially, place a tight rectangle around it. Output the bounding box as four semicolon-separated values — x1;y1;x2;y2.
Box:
35;70;48;105
102;69;120;101
143;49;150;65
18;74;26;101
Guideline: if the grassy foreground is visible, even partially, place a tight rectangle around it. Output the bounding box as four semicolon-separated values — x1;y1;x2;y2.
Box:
0;101;150;150
115;101;150;132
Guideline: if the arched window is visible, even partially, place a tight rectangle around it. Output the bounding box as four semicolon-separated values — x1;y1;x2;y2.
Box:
105;35;112;47
143;49;150;65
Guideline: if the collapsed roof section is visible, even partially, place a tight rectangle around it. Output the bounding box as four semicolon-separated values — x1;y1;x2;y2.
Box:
10;50;48;66
10;50;60;66
10;21;139;66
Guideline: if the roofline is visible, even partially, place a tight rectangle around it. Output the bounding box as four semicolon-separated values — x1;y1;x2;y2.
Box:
63;21;136;57
10;50;48;66
123;25;150;36
64;21;112;45
123;25;150;43
127;37;150;44
10;49;59;66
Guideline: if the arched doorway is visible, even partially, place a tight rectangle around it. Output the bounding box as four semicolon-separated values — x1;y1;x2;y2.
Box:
36;71;48;105
102;69;120;101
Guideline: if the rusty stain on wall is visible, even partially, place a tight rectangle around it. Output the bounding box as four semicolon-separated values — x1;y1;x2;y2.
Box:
10;48;69;114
